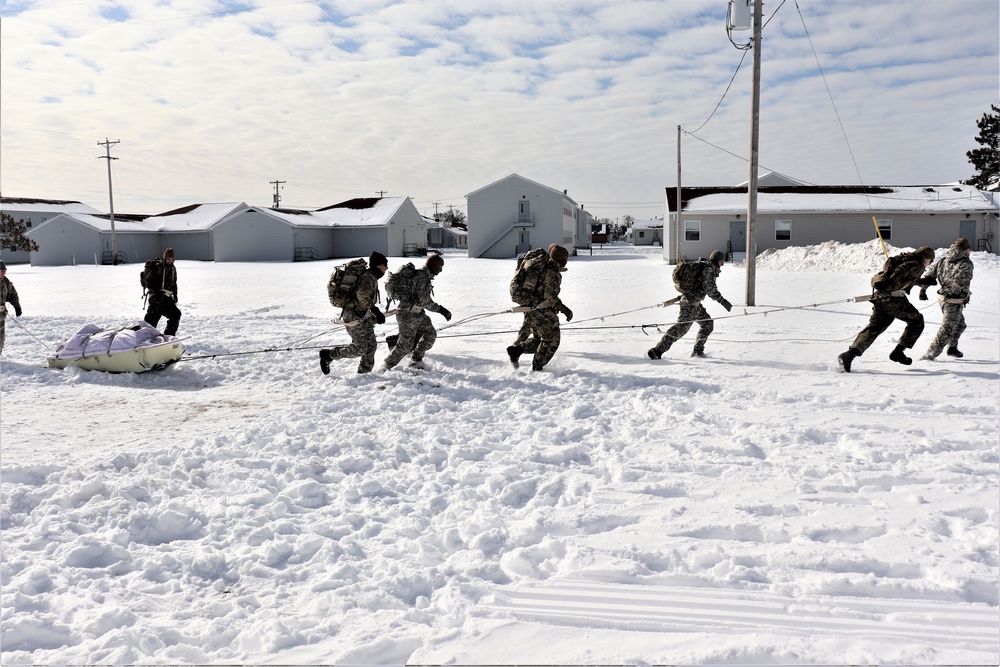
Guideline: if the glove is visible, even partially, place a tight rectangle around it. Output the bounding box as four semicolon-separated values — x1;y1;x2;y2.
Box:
917;276;937;286
560;304;573;322
14;305;22;317
918;288;928;301
370;306;385;324
439;306;452;321
720;298;733;312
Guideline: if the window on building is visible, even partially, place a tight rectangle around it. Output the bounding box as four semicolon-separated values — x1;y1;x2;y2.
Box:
876;219;892;241
684;220;701;241
775;219;791;241
638;231;645;239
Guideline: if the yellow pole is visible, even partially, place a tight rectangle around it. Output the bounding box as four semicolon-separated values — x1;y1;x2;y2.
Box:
872;215;889;259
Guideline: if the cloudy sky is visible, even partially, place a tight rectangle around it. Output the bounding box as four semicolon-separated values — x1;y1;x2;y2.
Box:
1;0;997;221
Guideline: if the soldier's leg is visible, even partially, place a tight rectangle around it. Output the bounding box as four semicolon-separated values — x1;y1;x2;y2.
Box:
162;301;182;336
356;323;378;374
520;311;544;355
892;300;924;350
0;313;6;354
692;304;715;356
650;302;695;357
144;302;163;330
383;313;418;369
849;304;895;355
531;310;561;371
410;314;437;362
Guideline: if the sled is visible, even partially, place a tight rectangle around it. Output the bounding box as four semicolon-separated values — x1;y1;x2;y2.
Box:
47;321;185;374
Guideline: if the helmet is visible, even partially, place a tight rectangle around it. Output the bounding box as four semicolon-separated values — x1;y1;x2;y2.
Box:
709;250;725;265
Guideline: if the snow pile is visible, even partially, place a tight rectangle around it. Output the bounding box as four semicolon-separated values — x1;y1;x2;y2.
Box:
1;243;997;664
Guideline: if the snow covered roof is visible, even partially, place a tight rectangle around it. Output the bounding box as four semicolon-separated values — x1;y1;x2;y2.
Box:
145;203;248;231
312;197;410;227
466;173;579;205
632;218;664;229
671;185;997;215
27;212;161;234
1;197;102;215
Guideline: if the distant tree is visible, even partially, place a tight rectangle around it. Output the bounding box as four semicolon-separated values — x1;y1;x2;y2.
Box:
963;104;999;190
441;209;467;227
0;213;40;253
623;215;635;229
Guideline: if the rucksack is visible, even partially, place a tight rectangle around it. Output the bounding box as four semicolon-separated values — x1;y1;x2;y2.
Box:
385;262;420;303
139;259;160;294
509;247;549;305
672;259;707;294
871;252;914;292
327;258;369;307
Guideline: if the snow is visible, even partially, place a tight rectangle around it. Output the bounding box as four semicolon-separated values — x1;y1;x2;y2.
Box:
1;242;998;664
683;185;994;213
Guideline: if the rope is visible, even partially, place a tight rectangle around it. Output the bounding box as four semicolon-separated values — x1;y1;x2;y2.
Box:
7;316;53;350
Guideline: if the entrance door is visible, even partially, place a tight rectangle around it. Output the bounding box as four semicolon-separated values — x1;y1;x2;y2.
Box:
516;230;531;256
960;219;976;246
518;200;530;224
730;221;746;259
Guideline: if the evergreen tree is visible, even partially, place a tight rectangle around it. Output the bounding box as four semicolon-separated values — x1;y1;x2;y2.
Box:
0;213;40;253
963;104;999;190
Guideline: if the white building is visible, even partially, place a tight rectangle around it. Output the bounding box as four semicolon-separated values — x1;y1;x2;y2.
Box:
1;197;104;264
466;173;592;258
665;179;999;263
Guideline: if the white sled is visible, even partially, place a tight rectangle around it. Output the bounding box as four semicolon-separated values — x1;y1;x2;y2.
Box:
47;321;184;373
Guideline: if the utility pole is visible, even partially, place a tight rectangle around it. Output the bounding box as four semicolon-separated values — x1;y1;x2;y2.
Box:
376;190;386;198
745;0;762;306
676;124;683;265
270;180;285;208
432;202;441;220
97;138;120;265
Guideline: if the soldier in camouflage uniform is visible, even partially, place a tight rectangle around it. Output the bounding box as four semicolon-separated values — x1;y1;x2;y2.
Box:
382;254;452;370
648;250;732;360
319;252;388;375
920;238;974;361
0;260;23;355
143;247;181;336
507;244;573;371
838;245;937;372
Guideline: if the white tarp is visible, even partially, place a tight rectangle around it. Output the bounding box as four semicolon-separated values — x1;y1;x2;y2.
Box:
51;321;178;359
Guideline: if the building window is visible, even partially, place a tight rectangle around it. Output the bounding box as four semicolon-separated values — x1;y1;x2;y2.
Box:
638;231;645;239
684;220;701;241
775;219;791;241
876;219;892;241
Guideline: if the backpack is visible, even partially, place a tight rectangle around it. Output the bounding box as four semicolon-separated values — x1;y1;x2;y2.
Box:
871;252;914;292
385;262;419;303
327;258;369;307
509;247;549;305
672;259;706;294
139;259;160;294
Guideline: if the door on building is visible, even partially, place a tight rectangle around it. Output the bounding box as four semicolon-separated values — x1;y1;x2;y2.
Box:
518;200;530;224
729;221;746;260
960;219;976;246
516;230;531;256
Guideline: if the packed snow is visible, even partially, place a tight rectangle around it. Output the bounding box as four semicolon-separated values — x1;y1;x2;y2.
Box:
1;241;998;665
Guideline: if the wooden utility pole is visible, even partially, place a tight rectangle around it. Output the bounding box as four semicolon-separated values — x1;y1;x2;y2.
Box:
676;125;683;264
270;180;285;208
745;0;762;306
97;138;120;265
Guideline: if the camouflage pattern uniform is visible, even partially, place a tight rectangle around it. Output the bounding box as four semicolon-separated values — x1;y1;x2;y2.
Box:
651;259;731;357
850;252;928;355
0;273;22;355
383;267;445;369
143;260;182;336
921;243;973;359
323;268;382;374
515;257;568;371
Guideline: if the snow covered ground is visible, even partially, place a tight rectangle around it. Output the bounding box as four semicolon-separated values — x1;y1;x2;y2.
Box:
1;241;998;664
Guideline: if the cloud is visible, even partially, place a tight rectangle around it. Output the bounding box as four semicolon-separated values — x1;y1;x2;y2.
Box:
1;0;997;219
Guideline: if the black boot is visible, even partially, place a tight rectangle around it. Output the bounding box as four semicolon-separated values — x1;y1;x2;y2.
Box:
946;346;964;358
319;349;332;375
691;346;706;358
889;345;912;366
507;345;523;368
647;348;661;360
838;347;859;373
385;334;399;349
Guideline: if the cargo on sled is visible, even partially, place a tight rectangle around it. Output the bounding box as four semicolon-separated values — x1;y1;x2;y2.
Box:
48;321;184;373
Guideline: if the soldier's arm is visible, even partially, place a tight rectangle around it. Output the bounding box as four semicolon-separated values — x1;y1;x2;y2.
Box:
353;272;378;312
